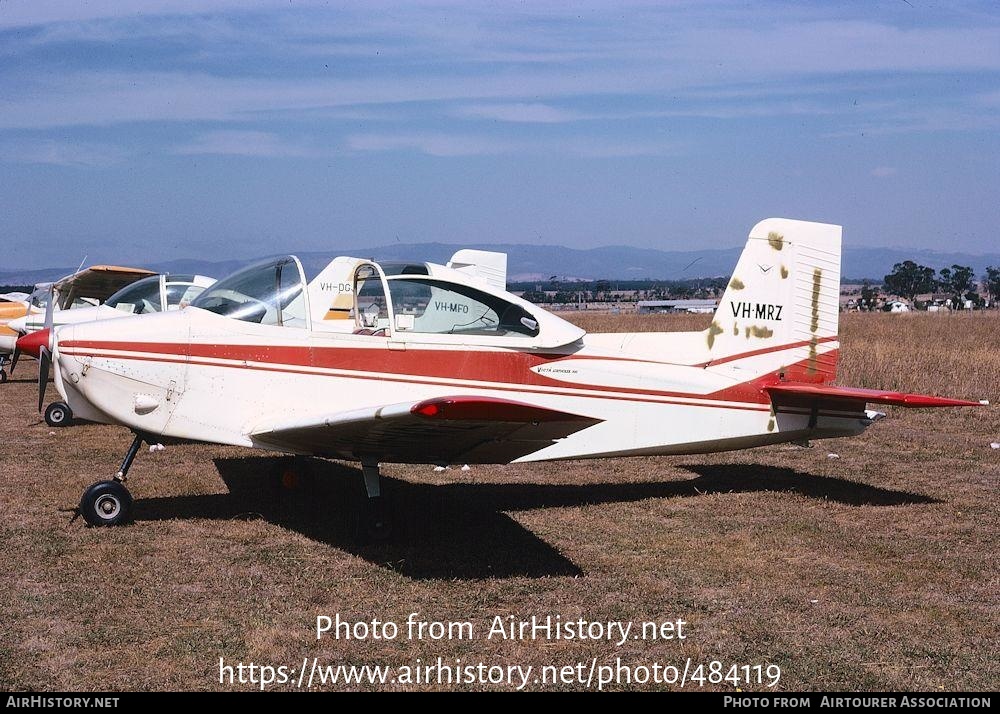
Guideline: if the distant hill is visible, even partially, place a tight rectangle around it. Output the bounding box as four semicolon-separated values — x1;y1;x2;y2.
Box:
2;243;998;286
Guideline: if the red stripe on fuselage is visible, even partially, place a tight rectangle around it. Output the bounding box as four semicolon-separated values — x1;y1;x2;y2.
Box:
696;335;838;367
59;348;779;413
59;338;838;407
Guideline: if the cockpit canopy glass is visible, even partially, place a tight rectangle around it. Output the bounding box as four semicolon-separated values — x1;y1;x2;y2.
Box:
30;286;99;311
386;277;539;337
164;281;208;308
105;276;162;314
105;275;209;315
28;289;50;310
191;257;306;327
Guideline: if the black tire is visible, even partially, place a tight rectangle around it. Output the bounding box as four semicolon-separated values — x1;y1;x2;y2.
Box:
44;401;73;427
361;497;393;542
79;480;133;527
0;369;7;384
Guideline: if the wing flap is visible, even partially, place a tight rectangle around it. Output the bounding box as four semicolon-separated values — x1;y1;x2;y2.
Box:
765;383;982;408
251;395;601;464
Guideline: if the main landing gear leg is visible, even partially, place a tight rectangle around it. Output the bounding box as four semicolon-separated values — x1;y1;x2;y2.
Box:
359;460;392;542
78;433;145;527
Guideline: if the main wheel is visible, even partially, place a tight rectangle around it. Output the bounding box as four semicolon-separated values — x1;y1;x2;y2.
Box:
361;497;393;542
44;401;73;427
0;369;7;383
79;480;133;527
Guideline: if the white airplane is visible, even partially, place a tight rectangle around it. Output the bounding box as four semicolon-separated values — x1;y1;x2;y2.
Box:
17;218;983;536
9;272;214;425
3;265;157;380
0;292;32;382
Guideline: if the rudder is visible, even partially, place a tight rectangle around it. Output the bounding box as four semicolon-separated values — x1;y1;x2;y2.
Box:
704;218;841;383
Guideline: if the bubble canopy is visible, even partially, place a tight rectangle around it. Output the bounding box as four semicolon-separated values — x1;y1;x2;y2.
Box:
191;257;308;327
105;275;209;315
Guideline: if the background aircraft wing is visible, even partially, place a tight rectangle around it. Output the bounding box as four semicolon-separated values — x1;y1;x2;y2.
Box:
55;265;156;307
250;395;602;464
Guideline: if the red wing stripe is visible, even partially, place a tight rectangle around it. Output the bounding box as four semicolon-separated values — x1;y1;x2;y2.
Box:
412;396;597;423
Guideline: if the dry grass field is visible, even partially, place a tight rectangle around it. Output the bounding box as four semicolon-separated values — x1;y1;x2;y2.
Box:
1;311;997;691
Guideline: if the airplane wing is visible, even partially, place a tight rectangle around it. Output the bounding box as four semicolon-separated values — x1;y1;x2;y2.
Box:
55;265;156;308
250;395;602;464
765;383;983;408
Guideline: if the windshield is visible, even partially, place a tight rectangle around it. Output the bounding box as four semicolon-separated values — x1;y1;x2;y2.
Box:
191;258;306;327
165;281;207;308
105;275;162;314
29;289;50;310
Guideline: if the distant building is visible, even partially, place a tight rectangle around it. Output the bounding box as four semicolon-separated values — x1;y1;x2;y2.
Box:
636;299;718;314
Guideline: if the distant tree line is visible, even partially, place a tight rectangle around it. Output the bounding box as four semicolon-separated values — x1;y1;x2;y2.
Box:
512;277;729;304
863;261;1000;311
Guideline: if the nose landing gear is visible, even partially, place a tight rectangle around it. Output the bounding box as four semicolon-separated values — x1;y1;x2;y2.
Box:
78;433;146;527
44;401;73;427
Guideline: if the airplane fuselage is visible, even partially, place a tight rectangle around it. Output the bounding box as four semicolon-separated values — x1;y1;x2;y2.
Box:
53;307;865;464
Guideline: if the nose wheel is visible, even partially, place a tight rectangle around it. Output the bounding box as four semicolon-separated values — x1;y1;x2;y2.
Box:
0;368;7;384
44;401;73;427
78;432;146;527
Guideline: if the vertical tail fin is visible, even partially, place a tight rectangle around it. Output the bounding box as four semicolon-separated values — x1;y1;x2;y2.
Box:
705;218;841;383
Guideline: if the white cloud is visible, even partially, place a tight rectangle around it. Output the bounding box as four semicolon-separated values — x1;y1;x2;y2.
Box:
975;89;1000;106
666;21;1000;76
345;132;681;158
0;3;998;143
0;69;643;130
173;130;317;157
871;166;897;178
456;103;589;123
346;133;515;157
823;105;1000;138
0;138;127;167
0;68;902;131
0;0;286;29
560;138;681;158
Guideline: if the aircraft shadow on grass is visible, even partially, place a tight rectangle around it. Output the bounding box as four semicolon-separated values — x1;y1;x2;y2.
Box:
131;457;938;581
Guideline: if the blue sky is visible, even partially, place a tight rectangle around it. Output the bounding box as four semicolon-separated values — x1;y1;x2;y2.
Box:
1;1;998;269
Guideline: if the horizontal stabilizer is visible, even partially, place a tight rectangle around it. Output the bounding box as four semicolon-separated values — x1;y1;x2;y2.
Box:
765;383;982;408
447;249;507;290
